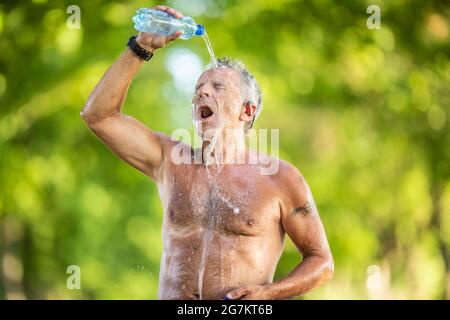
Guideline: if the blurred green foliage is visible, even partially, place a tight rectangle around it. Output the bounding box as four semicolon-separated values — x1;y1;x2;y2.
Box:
0;0;449;299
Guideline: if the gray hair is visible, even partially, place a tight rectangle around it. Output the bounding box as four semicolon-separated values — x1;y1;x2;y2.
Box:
206;57;263;132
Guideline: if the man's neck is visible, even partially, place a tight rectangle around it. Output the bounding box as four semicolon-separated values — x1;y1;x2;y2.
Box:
201;128;246;165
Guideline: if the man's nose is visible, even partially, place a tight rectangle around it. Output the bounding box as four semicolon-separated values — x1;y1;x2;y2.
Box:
197;85;210;98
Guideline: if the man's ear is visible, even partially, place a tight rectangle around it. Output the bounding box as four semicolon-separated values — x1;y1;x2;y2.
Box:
239;101;257;121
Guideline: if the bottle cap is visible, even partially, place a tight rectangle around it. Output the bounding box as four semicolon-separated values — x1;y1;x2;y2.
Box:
195;24;205;36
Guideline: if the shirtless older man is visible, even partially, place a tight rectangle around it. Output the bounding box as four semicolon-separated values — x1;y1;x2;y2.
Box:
81;5;333;300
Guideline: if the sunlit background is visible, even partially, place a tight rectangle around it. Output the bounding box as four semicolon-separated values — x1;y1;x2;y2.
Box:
0;0;449;299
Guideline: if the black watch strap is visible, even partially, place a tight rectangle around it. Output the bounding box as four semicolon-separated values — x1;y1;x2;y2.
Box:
127;36;154;61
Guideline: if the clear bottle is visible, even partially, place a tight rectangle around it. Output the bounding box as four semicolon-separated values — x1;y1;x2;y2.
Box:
132;8;204;40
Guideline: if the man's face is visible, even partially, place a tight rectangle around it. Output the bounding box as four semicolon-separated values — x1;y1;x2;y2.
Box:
192;67;245;137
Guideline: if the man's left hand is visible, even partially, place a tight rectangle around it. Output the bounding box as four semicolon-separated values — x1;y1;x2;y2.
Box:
225;285;271;300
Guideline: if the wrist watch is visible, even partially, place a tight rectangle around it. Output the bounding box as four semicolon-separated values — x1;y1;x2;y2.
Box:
127;36;154;61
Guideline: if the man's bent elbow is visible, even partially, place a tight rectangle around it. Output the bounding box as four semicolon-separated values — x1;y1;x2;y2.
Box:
80;103;117;129
80;109;91;125
322;254;334;282
80;103;97;127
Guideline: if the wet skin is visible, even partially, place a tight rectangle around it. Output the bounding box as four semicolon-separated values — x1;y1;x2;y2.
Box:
158;150;286;299
81;4;333;300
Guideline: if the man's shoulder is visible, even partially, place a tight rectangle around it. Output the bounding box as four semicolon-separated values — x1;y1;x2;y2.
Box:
245;149;304;184
260;156;309;199
254;153;302;183
277;159;302;178
154;131;193;155
263;158;313;219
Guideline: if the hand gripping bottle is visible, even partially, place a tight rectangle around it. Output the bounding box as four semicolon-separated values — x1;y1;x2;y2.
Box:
132;8;205;40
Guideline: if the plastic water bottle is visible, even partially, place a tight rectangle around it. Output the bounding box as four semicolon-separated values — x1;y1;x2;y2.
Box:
132;8;204;40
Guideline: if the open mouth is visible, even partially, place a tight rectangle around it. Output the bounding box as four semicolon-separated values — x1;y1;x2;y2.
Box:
199;106;214;119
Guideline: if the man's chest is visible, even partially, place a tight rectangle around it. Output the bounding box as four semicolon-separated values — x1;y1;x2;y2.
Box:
162;165;281;236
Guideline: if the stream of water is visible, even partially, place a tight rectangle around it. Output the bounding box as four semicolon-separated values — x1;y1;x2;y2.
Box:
202;31;217;69
195;32;243;299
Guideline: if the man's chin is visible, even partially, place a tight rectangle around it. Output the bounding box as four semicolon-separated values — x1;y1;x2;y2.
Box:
194;123;223;140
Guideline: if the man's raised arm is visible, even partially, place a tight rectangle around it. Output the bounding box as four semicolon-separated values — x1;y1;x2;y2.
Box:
80;5;183;181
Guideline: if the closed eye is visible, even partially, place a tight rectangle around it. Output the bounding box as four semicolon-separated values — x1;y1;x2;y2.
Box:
195;83;204;91
213;83;226;89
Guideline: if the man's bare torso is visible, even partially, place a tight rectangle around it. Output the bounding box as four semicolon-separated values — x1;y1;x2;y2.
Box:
81;26;334;300
156;146;286;299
